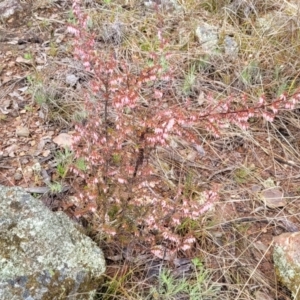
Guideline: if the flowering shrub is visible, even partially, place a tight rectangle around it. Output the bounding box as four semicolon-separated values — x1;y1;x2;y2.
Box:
68;0;299;250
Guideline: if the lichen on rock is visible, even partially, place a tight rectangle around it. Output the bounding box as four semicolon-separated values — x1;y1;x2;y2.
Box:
273;232;300;300
0;185;105;300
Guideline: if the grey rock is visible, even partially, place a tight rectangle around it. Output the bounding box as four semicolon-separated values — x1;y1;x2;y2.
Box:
224;35;239;58
195;23;239;58
273;232;300;300
0;0;32;26
66;74;79;87
0;185;105;300
195;23;219;53
0;0;21;19
144;0;181;11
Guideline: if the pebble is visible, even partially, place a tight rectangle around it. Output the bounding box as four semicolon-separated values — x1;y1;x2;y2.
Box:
16;126;30;137
21;158;29;164
14;173;23;181
42;149;51;157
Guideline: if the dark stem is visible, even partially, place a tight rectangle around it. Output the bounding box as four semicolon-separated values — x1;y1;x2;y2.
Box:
103;77;110;184
133;131;146;178
133;148;144;178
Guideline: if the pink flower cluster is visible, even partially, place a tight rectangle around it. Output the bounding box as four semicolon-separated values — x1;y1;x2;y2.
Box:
68;0;299;251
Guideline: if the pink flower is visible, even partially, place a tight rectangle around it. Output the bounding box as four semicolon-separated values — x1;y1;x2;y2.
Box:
69;0;300;249
166;118;175;131
117;178;127;184
154;89;163;99
67;26;80;36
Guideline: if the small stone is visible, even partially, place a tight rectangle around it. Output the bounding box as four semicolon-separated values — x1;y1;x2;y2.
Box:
35;57;45;64
42;150;51;157
21;158;29;164
14;173;23;181
224;35;239;58
66;74;79;87
38;110;45;119
16;56;33;65
23;166;33;180
32;162;42;173
250;184;262;193
8;151;15;157
16;126;30;137
53;133;73;148
260;187;286;208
